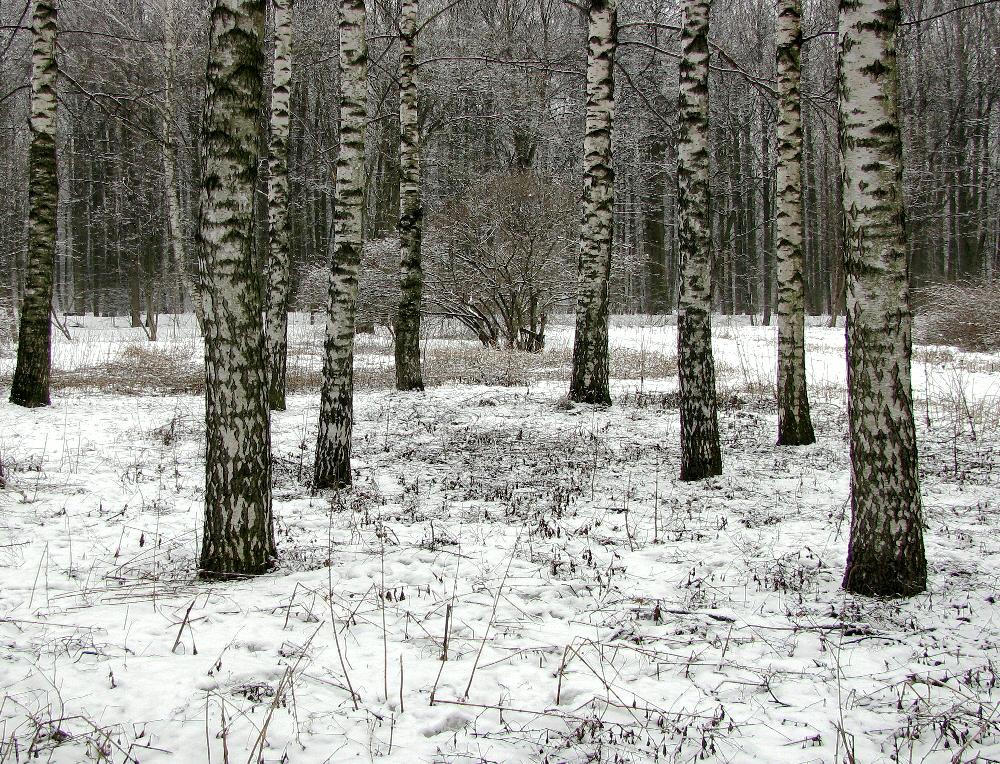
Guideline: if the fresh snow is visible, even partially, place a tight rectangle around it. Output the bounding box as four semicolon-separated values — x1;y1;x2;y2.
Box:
1;315;998;763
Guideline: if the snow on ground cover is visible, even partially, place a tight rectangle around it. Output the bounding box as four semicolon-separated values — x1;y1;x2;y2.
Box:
1;317;998;763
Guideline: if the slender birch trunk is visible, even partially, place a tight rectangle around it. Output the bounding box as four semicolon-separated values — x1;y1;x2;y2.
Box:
394;0;424;392
198;0;275;577
314;0;367;488
265;0;294;410
839;0;926;596
775;0;815;445
676;0;721;480
9;0;58;409
163;0;192;317
569;0;615;406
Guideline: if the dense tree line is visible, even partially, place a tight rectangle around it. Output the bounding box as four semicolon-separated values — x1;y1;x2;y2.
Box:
2;0;996;325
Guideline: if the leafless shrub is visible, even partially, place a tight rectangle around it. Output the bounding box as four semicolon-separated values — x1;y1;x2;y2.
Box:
915;280;1000;352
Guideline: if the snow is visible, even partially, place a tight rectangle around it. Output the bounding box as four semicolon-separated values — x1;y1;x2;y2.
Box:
1;314;998;763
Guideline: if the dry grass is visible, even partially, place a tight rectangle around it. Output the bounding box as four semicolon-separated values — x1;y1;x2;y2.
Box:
0;331;681;396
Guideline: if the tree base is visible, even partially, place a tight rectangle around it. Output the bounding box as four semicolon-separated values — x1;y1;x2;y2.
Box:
777;417;815;446
679;456;722;482
842;560;926;598
568;385;611;406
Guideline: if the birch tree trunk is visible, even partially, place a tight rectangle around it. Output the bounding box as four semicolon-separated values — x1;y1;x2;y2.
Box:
676;0;721;480
198;0;275;577
569;0;615;406
314;0;367;489
394;0;424;392
265;0;294;410
9;0;58;409
775;0;815;445
839;0;926;596
162;0;198;321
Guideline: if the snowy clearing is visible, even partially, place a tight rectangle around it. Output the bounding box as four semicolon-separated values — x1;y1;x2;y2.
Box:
1;315;999;763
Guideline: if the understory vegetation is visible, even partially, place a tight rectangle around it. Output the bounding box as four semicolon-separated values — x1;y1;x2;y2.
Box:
1;317;998;763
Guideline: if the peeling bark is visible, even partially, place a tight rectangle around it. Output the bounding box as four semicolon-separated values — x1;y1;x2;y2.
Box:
839;0;926;596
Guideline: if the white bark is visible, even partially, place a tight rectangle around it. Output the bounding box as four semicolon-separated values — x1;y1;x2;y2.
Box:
675;0;721;480
775;0;815;445
569;0;616;405
839;0;926;596
314;0;367;488
10;0;58;409
265;0;294;410
199;0;275;577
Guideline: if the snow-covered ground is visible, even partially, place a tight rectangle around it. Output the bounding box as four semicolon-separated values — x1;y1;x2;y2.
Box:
1;315;998;763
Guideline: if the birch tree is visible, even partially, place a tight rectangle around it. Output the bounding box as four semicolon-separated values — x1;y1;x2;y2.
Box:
569;0;615;406
314;0;367;488
774;0;815;445
198;0;275;577
839;0;926;596
9;0;58;409
394;0;424;391
676;0;721;480
265;0;294;410
163;0;188;317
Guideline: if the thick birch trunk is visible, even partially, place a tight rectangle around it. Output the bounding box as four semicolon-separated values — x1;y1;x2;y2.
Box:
10;0;58;409
394;0;424;391
569;0;615;406
198;0;275;577
839;0;926;596
775;0;815;445
265;0;294;410
314;0;367;489
676;0;721;480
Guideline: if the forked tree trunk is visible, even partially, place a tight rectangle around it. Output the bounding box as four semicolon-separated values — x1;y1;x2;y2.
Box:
265;0;294;410
394;0;424;391
569;0;615;406
775;0;815;446
839;0;926;596
198;0;275;577
10;0;58;409
676;0;721;480
314;0;367;489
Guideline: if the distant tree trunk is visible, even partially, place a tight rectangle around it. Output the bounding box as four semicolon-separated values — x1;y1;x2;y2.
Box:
163;0;195;319
314;0;367;488
761;127;773;326
198;0;275;578
643;134;670;314
839;0;926;596
10;0;58;409
394;0;424;392
265;0;294;410
129;270;143;327
569;0;615;406
775;0;815;446
676;0;721;480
